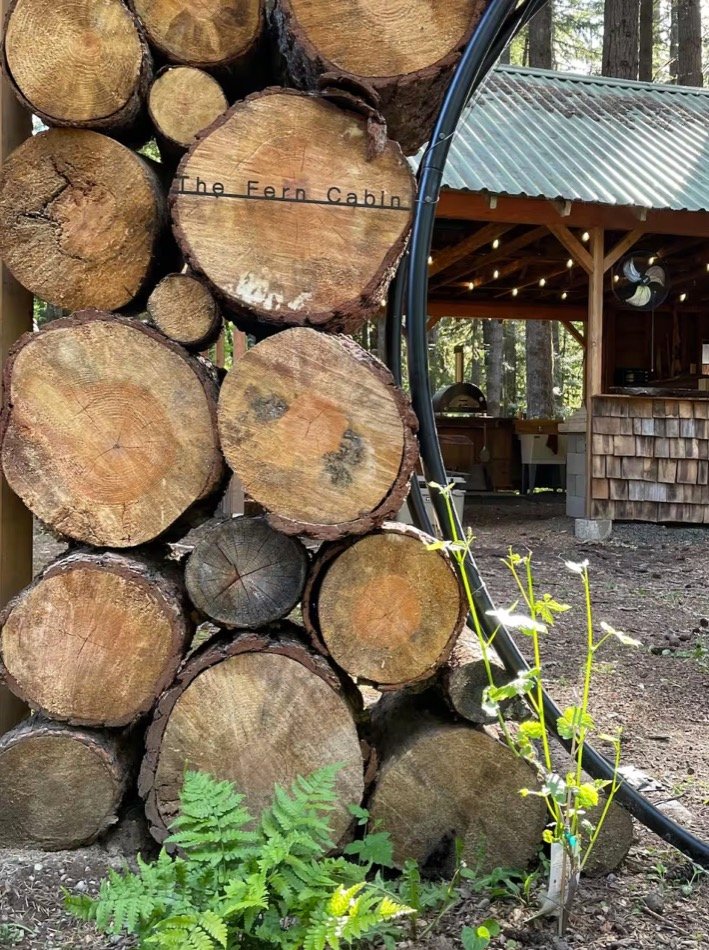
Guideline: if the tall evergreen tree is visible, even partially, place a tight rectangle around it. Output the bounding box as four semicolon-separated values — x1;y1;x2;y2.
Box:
602;0;640;78
639;0;655;80
677;0;703;85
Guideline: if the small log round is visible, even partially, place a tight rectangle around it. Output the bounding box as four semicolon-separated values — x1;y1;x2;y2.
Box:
441;627;530;724
217;328;418;539
0;129;165;312
2;0;152;134
303;522;465;688
0;718;131;850
139;627;365;843
1;312;224;547
272;0;486;154
185;516;309;628
147;272;223;348
131;0;264;69
171;88;415;333
369;693;546;875
148;67;227;155
0;550;191;727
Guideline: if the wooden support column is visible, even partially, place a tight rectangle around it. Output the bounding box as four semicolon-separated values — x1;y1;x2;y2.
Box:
0;0;32;735
586;227;605;517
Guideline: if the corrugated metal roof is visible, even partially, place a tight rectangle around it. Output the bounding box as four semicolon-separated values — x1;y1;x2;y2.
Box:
437;65;709;213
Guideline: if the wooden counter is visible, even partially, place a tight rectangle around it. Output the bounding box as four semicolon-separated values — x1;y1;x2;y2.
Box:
591;395;709;524
436;416;521;491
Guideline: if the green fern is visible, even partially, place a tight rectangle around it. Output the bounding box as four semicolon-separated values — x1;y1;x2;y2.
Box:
67;767;413;949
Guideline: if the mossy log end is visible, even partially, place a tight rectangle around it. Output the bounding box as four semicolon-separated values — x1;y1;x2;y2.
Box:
368;692;547;876
0;718;132;850
0;550;191;727
217;328;418;540
272;0;487;154
303;522;465;688
171;88;415;333
139;626;366;844
3;0;152;134
1;312;224;547
0;129;165;312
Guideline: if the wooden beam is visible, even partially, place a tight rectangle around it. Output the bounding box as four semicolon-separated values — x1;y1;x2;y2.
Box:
0;2;32;735
428;298;587;321
429;223;512;277
546;223;594;275
587;228;604;397
434;226;548;289
436;191;709;239
562;320;586;348
603;227;645;274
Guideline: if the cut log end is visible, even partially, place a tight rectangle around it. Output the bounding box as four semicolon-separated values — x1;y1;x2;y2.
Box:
3;0;150;131
147;273;223;348
185;516;308;628
0;719;129;850
583;801;634;875
1;312;224;547
149;67;227;151
0;130;164;311
273;0;485;153
140;630;364;843
171;89;415;331
306;523;464;687
133;0;263;67
369;720;546;875
217;328;418;539
0;551;190;727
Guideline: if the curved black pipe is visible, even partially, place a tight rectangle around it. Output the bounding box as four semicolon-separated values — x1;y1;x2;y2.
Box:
396;0;709;866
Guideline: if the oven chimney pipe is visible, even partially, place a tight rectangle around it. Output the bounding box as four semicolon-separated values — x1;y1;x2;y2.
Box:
454;345;464;383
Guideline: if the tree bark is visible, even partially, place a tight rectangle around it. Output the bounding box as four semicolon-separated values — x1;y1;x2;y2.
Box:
528;1;553;69
130;0;264;69
302;522;465;689
172;89;415;334
185;515;309;628
677;0;703;86
368;692;547;875
670;1;679;82
139;627;366;844
602;0;640;79
0;717;132;849
147;272;223;349
503;321;518;413
218;328;419;540
525;321;555;418
0;550;190;727
3;0;152;134
148;66;227;158
483;319;503;416
639;0;654;82
1;312;224;547
271;0;488;154
0;129;166;312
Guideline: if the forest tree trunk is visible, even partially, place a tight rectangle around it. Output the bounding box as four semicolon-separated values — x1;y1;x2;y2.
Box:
677;0;703;85
483;319;503;416
639;0;654;81
525;322;555;418
528;1;553;69
602;0;640;79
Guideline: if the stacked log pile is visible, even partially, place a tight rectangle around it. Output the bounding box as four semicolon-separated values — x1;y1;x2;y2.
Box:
0;0;632;874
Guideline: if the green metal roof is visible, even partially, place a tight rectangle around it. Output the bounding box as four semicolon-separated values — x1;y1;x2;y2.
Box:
438;65;709;213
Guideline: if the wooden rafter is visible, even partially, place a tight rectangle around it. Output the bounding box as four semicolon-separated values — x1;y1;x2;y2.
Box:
561;321;586;348
603;227;645;273
434;225;547;288
427;298;586;322
546;222;594;275
429;223;512;277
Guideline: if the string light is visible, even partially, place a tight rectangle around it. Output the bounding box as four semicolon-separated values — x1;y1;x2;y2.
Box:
566;258;573;269
706;263;709;272
512;288;518;296
581;231;590;242
493;269;500;279
679;292;687;302
428;255;433;266
561;292;568;300
613;274;620;283
539;277;546;287
492;238;500;249
648;256;656;265
467;281;475;291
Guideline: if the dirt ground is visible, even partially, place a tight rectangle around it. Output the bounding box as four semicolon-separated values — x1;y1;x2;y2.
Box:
2;500;708;949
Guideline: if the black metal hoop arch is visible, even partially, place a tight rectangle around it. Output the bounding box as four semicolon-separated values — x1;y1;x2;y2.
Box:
385;0;709;866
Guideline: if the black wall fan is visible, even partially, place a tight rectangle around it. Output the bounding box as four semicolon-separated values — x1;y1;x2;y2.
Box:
612;253;669;310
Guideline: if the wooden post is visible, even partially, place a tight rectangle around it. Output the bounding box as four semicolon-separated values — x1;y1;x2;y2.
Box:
0;1;32;734
586;228;605;517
